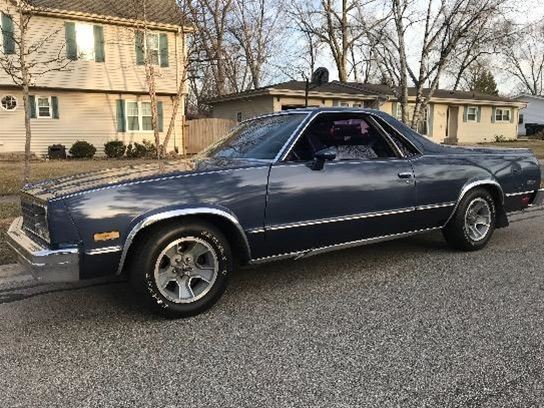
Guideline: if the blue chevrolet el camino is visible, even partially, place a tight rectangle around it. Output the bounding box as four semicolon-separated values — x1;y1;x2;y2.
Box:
7;108;544;317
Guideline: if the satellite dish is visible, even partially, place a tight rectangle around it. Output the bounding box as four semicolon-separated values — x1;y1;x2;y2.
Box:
311;67;329;86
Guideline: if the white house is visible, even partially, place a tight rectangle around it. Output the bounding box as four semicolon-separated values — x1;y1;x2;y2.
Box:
514;94;544;136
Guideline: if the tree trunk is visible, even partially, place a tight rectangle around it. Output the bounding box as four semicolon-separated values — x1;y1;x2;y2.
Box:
19;7;31;183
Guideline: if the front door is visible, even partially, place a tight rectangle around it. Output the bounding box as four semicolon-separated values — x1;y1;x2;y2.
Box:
263;112;417;257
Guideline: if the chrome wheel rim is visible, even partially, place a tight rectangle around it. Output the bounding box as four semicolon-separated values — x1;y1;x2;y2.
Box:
153;237;218;304
464;198;492;242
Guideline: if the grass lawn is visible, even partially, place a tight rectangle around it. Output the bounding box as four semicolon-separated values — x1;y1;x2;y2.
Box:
0;158;163;265
476;139;544;161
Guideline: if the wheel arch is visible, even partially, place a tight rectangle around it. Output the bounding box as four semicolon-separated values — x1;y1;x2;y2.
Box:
117;207;252;275
444;179;507;227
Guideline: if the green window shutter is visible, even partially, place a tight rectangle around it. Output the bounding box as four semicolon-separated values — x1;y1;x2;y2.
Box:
29;95;36;118
51;96;59;119
476;107;481;123
65;22;77;60
1;13;15;54
93;25;105;62
157;101;164;132
159;33;169;67
462;106;468;122
510;109;514;123
135;31;145;65
116;99;126;132
491;107;496;123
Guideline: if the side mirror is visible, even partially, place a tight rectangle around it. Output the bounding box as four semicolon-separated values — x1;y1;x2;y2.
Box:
311;147;337;171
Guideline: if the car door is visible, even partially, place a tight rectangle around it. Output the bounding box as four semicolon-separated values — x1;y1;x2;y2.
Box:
262;112;418;257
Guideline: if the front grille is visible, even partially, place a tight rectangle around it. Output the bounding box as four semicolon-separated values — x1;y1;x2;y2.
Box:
20;195;50;243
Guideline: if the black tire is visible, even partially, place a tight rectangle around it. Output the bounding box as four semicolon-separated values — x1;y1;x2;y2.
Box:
129;221;233;318
442;188;497;251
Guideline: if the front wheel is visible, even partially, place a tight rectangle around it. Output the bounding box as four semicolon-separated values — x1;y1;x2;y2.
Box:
129;221;233;318
442;188;497;251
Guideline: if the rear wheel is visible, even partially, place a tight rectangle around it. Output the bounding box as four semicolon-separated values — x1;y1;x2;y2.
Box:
129;221;232;318
442;188;497;251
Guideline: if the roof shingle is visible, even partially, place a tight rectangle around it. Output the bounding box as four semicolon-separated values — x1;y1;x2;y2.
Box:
28;0;183;26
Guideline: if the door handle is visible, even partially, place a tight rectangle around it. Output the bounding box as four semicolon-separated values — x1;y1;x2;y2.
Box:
398;172;413;179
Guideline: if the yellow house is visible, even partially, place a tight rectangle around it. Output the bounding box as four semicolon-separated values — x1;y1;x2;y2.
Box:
207;80;526;144
0;0;189;155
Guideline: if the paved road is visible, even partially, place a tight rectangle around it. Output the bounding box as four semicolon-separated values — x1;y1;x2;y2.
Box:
1;211;544;408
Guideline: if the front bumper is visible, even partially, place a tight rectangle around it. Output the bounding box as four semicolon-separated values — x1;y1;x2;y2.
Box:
6;217;80;282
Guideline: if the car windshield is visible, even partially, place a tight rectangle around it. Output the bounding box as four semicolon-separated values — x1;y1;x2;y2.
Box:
202;113;308;160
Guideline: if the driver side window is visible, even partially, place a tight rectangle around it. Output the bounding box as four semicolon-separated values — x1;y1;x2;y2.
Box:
286;114;398;162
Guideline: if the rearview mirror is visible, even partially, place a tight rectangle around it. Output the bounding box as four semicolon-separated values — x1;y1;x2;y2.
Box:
311;147;337;171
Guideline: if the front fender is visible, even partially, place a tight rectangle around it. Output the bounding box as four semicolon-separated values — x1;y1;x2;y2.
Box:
116;205;251;274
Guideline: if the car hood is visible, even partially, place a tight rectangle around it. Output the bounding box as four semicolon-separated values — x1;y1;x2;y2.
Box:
22;157;269;202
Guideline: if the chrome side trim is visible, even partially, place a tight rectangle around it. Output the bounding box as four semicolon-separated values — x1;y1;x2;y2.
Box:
246;228;265;235
267;206;417;232
85;246;123;256
262;202;454;233
442;179;504;227
249;226;441;264
116;207;251;275
417;202;456;211
505;190;536;197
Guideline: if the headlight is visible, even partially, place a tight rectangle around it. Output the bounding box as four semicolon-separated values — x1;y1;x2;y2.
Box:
20;195;50;243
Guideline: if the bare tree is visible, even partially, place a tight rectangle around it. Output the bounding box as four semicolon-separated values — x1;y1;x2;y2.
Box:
290;0;370;82
120;0;192;158
502;23;544;96
368;0;509;128
0;0;71;182
229;0;284;89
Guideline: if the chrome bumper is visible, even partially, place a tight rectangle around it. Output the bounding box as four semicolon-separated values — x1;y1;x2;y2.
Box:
530;189;544;207
6;217;80;282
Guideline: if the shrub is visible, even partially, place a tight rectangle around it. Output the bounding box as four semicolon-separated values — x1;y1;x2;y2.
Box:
47;144;66;159
125;139;158;159
142;139;157;158
126;142;147;158
104;141;126;158
69;141;96;159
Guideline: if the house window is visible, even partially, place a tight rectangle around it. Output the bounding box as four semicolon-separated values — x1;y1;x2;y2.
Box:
75;23;95;61
141;102;153;131
37;97;51;118
339;102;351;107
125;101;159;132
146;34;160;65
126;101;140;131
467;106;478;122
236;112;243;122
495;108;511;122
1;95;17;111
394;103;402;120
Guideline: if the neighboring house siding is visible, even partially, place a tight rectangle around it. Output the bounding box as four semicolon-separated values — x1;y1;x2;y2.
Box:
516;97;544;136
211;96;274;122
0;14;184;94
0;90;184;154
455;106;518;143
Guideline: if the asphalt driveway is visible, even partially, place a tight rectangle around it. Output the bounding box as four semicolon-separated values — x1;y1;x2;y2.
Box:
1;210;544;407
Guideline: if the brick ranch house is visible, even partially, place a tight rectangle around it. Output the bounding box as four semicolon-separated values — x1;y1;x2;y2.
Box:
0;0;189;156
207;80;526;144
